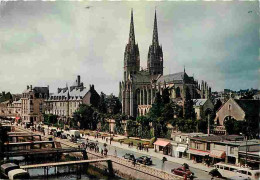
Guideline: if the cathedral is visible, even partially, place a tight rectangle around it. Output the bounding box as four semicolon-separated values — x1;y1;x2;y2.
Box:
119;10;211;118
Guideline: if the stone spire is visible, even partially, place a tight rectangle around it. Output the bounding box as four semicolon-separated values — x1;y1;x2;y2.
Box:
129;9;135;45
152;10;159;46
147;9;163;76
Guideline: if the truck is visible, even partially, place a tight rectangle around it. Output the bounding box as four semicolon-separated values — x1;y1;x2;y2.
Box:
63;130;80;139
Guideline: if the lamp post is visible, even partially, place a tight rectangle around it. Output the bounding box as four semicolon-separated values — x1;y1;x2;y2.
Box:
240;132;248;166
109;119;111;145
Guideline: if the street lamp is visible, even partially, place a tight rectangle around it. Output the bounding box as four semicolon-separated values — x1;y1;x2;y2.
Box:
240;132;247;166
109;119;111;145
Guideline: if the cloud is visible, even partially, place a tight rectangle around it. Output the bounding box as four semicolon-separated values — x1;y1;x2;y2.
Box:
0;1;259;95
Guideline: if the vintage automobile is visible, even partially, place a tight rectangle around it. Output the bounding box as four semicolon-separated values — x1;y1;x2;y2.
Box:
123;153;135;161
136;156;152;165
171;166;194;179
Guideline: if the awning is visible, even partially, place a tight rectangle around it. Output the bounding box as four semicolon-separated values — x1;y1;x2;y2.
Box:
210;150;226;159
154;140;170;147
187;149;210;156
176;146;186;152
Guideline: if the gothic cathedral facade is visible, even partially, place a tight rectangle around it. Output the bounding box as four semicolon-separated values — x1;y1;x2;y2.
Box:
119;10;211;118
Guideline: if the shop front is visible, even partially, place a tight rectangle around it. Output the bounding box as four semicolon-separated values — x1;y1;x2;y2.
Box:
176;146;187;158
154;139;172;156
209;149;226;165
187;148;210;163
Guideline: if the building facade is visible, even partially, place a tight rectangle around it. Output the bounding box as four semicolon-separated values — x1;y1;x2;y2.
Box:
193;99;214;120
119;10;211;118
45;75;100;122
21;85;49;124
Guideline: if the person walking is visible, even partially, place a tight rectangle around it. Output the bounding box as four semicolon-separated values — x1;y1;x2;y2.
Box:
114;149;117;157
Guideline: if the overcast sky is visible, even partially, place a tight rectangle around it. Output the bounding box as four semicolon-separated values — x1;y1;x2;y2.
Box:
0;1;259;95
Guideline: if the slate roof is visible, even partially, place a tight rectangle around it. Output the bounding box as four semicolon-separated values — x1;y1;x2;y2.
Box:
157;72;193;84
48;87;89;100
132;71;151;83
193;99;207;106
33;87;49;94
234;99;260;117
191;135;244;142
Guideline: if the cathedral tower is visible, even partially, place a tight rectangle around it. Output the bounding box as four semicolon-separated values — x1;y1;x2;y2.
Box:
147;10;163;76
124;9;140;81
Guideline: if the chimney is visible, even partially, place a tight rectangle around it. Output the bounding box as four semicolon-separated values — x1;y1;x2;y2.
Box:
27;85;29;90
77;75;80;86
30;85;32;90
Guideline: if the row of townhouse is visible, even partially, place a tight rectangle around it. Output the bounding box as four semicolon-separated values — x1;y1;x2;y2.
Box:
153;134;259;169
0;99;21;120
45;75;100;123
0;75;99;125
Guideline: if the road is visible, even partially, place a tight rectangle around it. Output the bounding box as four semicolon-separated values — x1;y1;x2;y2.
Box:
15;126;214;180
79;138;214;180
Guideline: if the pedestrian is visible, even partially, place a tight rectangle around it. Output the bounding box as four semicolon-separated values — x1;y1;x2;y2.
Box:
101;149;103;156
133;159;136;167
162;157;167;164
147;147;149;152
104;148;108;156
114;149;117;157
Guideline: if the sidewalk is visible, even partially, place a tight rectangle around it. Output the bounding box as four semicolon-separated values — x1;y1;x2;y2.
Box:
84;134;213;173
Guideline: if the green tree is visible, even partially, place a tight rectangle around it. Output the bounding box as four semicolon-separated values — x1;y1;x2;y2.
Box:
114;114;124;135
98;92;107;114
162;88;170;104
106;94;121;114
73;104;96;130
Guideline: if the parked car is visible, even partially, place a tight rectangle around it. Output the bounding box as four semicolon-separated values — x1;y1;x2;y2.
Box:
123;153;135;161
171;166;194;179
136;156;152;165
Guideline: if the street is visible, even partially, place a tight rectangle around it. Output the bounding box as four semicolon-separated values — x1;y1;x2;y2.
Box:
84;138;214;180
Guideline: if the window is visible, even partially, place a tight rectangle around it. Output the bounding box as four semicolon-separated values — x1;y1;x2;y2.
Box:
228;104;231;110
230;147;234;154
224;167;229;170
230;168;236;172
207;143;210;150
219;166;223;170
239;170;247;175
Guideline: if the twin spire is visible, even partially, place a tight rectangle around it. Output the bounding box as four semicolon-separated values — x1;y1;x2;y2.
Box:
129;9;135;45
128;9;159;46
152;10;159;46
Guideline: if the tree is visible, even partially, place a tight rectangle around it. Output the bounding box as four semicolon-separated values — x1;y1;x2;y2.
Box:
224;118;246;135
162;88;170;104
98;92;107;114
114;114;124;135
73;104;96;130
43;114;58;125
136;116;152;138
214;99;222;112
183;86;194;119
106;94;121;115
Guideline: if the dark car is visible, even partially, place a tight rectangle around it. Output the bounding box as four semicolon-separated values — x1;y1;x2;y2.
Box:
136;156;152;165
171;166;194;179
123;153;135;161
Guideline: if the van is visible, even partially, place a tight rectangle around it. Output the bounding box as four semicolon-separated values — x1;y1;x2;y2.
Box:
214;162;260;180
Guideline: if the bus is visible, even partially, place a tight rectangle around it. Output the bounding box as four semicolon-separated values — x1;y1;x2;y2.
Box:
214;162;260;180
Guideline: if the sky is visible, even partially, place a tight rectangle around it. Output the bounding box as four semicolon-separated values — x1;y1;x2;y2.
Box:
0;0;259;95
